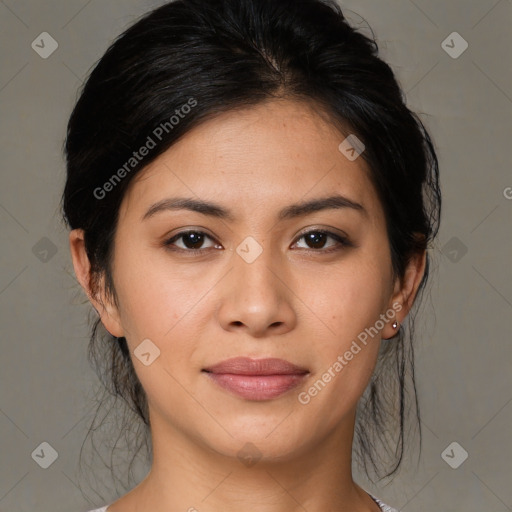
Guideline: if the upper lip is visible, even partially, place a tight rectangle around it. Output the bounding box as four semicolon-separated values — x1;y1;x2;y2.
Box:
203;357;309;376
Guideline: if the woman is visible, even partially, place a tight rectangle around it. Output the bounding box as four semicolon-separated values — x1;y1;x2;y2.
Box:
62;0;441;510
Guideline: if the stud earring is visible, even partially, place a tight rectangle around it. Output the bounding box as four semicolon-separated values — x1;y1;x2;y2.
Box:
392;320;399;329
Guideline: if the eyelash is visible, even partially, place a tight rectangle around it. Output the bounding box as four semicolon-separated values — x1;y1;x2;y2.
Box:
163;229;353;255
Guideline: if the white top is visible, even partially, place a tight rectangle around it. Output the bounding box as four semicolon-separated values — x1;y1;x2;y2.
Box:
87;495;399;511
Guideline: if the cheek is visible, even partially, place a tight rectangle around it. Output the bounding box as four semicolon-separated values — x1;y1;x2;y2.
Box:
300;259;392;344
113;247;208;341
294;251;392;401
111;259;206;406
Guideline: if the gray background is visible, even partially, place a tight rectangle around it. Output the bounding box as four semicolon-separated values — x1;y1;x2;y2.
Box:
0;0;511;511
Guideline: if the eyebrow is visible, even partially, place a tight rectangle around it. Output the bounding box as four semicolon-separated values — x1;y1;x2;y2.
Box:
141;194;366;222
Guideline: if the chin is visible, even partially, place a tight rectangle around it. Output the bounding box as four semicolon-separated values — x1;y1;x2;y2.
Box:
199;419;309;463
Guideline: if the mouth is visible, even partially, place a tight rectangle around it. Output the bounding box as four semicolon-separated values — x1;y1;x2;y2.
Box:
202;357;309;400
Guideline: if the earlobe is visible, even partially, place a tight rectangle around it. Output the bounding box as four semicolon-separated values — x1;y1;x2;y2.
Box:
382;249;427;340
68;229;124;338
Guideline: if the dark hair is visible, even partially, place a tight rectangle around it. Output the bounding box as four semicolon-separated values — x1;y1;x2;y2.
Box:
61;0;441;491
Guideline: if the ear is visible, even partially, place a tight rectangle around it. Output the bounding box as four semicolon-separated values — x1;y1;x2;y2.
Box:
69;228;124;338
381;247;427;340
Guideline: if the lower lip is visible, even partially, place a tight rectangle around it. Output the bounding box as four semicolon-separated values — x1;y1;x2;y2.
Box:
204;372;307;400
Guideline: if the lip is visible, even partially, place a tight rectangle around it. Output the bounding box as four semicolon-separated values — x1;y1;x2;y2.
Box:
202;357;309;400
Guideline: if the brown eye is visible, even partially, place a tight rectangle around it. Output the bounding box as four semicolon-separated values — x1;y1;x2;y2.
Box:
164;230;220;252
180;232;206;249
303;231;329;249
293;230;352;252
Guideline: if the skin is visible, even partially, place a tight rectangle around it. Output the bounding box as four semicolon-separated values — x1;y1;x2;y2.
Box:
70;98;426;512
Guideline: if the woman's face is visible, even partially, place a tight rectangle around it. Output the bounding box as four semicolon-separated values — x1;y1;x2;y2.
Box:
82;98;410;462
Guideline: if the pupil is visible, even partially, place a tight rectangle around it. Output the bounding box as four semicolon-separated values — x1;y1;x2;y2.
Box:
307;232;326;249
184;232;203;249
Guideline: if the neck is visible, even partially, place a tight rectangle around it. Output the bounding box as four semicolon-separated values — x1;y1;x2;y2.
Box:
114;408;381;512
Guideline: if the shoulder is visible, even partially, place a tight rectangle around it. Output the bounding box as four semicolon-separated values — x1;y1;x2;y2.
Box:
369;494;401;512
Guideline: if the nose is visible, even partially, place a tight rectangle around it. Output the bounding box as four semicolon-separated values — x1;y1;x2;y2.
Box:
215;242;297;338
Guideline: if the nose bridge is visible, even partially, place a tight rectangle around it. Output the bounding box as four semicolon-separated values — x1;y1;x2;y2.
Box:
215;235;296;336
232;236;280;302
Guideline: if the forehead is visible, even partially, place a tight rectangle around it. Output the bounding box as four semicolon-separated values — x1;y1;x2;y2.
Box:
119;98;382;223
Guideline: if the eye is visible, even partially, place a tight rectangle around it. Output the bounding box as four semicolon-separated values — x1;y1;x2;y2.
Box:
293;229;352;253
164;230;221;252
163;228;352;255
